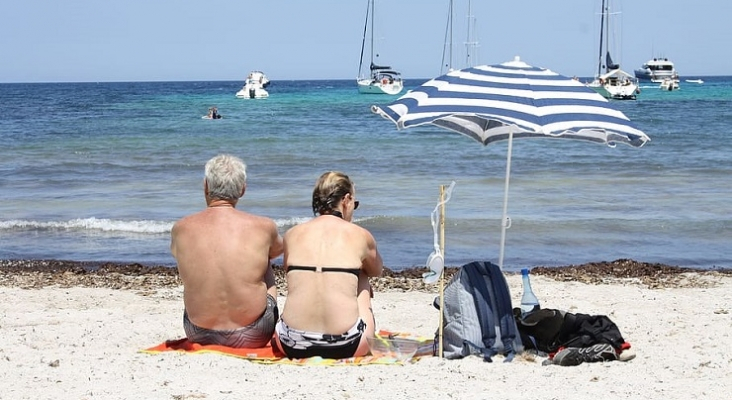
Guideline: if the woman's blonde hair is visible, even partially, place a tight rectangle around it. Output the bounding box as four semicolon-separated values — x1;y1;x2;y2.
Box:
311;171;354;216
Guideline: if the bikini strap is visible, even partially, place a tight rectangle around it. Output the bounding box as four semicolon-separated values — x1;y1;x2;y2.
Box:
286;265;317;273
320;267;360;277
287;265;360;277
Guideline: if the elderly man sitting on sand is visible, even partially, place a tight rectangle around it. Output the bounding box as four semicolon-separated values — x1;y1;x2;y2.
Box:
170;154;284;348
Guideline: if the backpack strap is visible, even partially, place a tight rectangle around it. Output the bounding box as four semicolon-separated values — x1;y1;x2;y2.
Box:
481;261;519;362
462;262;498;362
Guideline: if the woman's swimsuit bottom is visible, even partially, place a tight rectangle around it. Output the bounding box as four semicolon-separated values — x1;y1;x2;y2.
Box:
287;265;360;277
275;318;367;359
183;294;278;348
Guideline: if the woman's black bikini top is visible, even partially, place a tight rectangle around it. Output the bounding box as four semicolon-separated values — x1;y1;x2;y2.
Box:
287;211;361;277
287;265;360;277
286;211;360;277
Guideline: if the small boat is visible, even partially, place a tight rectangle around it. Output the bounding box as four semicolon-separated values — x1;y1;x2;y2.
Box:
235;71;269;99
356;0;403;95
634;57;678;82
659;78;680;91
685;79;704;84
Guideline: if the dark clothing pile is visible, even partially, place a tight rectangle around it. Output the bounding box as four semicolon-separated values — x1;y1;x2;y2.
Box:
513;308;627;354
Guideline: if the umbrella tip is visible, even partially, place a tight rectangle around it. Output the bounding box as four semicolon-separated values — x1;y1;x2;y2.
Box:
503;56;529;68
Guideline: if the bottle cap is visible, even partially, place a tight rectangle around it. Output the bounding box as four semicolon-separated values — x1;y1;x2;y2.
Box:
521;268;529;275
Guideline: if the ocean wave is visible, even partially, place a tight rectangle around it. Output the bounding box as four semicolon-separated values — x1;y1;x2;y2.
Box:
0;216;383;235
273;216;311;228
0;218;172;234
273;215;381;229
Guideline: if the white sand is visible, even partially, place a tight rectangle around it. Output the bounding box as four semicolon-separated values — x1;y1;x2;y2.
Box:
1;273;731;400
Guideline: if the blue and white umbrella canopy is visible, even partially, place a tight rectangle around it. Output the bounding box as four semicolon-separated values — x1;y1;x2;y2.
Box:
372;57;650;270
372;56;649;147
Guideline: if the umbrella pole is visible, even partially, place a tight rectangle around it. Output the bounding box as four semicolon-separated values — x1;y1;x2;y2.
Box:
498;129;514;270
438;184;446;358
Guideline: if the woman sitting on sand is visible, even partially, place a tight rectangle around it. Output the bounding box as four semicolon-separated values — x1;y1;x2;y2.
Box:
273;171;383;359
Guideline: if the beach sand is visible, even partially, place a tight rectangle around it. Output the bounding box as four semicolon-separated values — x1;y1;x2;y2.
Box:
1;260;730;400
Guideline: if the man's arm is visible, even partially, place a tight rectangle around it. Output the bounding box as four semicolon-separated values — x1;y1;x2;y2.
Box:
268;220;284;260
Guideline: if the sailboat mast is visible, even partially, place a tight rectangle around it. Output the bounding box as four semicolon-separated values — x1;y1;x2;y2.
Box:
465;0;476;67
370;0;375;68
449;0;453;71
604;0;611;73
358;0;370;79
597;0;605;77
440;0;454;74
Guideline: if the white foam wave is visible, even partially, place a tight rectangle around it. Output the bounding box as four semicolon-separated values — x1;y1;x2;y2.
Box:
273;215;378;228
0;218;172;234
274;216;312;228
0;216;383;235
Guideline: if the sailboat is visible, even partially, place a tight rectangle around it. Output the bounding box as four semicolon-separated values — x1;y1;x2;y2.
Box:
587;0;639;100
357;0;403;95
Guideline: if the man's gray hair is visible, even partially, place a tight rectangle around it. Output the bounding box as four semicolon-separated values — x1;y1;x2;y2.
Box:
204;154;247;200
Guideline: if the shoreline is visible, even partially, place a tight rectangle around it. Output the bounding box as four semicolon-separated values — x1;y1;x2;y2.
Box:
2;258;729;291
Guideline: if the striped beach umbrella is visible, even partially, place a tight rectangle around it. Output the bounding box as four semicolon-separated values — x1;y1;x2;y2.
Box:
371;56;650;270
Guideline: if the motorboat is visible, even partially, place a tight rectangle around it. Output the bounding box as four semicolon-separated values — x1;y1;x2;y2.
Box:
659;78;680;91
235;71;270;99
356;0;404;95
588;69;640;100
634;58;678;82
685;79;704;84
587;0;639;100
245;70;270;88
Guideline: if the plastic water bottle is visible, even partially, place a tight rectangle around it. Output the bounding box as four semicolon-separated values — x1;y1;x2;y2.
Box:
520;268;540;318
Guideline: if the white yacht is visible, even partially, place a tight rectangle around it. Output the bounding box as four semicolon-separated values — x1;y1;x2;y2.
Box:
634;58;678;82
235;71;270;99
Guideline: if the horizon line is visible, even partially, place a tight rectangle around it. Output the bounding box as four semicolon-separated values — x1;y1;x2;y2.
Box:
1;74;726;85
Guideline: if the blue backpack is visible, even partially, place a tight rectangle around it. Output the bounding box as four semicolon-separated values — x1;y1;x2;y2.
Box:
436;261;522;361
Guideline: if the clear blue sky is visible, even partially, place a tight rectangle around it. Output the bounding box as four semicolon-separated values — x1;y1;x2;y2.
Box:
2;0;729;83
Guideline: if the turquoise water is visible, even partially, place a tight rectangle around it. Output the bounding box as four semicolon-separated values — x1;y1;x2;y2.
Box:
1;78;730;271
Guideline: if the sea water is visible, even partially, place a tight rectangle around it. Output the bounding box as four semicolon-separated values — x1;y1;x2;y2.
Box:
1;78;730;271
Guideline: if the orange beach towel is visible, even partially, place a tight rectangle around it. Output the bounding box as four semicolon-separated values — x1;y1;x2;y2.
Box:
142;331;433;366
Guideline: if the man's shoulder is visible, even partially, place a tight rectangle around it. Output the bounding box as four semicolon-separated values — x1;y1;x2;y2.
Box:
174;210;209;223
237;210;278;228
173;212;199;227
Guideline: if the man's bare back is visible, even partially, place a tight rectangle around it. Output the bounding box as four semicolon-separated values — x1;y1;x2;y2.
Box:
172;207;282;329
